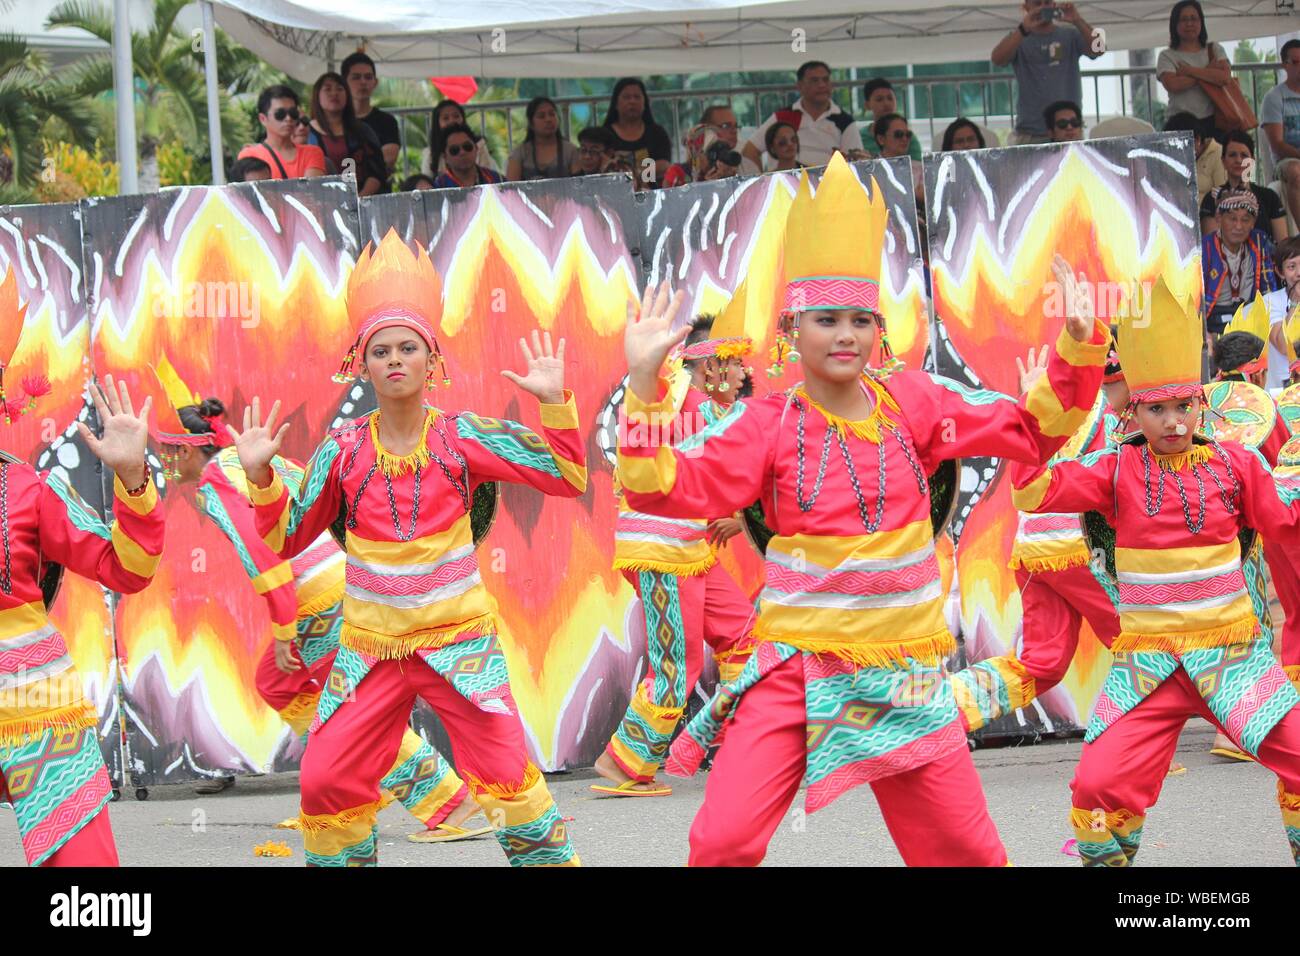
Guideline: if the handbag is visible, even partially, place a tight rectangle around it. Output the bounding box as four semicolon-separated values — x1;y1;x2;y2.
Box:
1200;75;1258;132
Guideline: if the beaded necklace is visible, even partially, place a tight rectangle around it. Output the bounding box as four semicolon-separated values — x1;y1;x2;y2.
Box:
1139;440;1241;534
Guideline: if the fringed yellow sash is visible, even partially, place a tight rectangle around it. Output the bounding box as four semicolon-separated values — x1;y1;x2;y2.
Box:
754;621;956;668
1111;614;1258;653
339;613;496;659
1147;443;1214;472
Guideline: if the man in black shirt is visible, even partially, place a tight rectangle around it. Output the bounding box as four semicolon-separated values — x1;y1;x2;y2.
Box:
342;52;400;173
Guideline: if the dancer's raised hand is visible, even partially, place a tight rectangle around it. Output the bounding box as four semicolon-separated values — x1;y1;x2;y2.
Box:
626;280;689;403
78;376;151;490
501;330;565;405
1016;346;1049;395
226;397;288;488
1051;254;1095;342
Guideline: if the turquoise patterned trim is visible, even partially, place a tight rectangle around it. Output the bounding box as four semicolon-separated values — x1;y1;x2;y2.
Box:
455;415;561;477
926;374;1015;406
677;400;747;453
42;472;111;542
287;438;341;537
305;825;378;866
197;484;260;579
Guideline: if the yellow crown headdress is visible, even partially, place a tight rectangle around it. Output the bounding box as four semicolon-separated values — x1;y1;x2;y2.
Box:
0;264;50;425
674;280;756;394
1220;291;1271;375
1115;276;1202;403
334;229;448;387
781;153;888;314
147;352;227;479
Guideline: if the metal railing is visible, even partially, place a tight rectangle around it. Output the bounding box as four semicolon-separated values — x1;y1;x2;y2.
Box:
387;60;1285;181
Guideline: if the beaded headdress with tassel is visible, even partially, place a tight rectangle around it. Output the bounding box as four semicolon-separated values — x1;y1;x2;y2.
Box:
1220;291;1272;377
334;229;447;389
674;279;756;394
148;353;229;479
771;152;893;377
0;264;52;425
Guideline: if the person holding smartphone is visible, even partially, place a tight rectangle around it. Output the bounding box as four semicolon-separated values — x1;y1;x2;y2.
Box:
991;1;1103;145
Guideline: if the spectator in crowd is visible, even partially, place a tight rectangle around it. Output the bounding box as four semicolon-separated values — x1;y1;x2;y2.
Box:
1261;39;1300;228
941;118;987;151
506;96;578;181
1266;236;1300;386
991;1;1102;145
1202;187;1280;332
765;121;804;170
602;78;673;189
291;114;311;147
1199;130;1285;241
873;113;924;199
237;85;326;179
342;52;401;173
306;72;388;195
1156;1;1231;139
1044;100;1085;142
1165;110;1226;207
702;104;741;151
861;78;923;161
399;173;437;191
432;123;504;188
742;61;865;171
663;120;742;186
421;100;498;178
575;126;616;175
229;156;272;182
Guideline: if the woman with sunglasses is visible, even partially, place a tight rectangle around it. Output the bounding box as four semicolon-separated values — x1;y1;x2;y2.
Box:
872;113;924;199
765;121;805;171
236;84;326;180
421;100;499;179
432;123;504;188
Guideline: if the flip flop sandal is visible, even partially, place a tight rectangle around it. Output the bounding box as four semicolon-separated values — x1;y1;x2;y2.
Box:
1166;763;1188;776
408;821;495;843
275;818;301;829
589;779;672;797
1209;746;1255;762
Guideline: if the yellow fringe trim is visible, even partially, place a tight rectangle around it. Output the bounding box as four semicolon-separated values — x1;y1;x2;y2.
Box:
297;798;383;834
1148;443;1214;472
339;614;497;660
377;791;398;811
755;622;956;668
462;762;543;799
1111;616;1258;654
795;374;900;444
277;691;319;727
1070;806;1144;835
370;408;435;478
296;581;346;620
1008;547;1092;573
1284;664;1300;690
0;703;97;748
1278;780;1300;813
633;698;686;723
611;555;716;577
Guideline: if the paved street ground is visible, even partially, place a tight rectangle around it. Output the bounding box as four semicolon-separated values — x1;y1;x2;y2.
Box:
0;721;1290;866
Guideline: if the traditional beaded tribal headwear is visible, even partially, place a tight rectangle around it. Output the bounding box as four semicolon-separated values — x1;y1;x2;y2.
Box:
333;228;448;388
0;264;51;425
148;353;229;479
675;279;756;393
771;152;894;376
1220;291;1271;377
1216;186;1259;218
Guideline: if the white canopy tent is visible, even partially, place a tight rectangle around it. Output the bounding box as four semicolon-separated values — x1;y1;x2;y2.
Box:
211;0;1299;79
107;0;1300;189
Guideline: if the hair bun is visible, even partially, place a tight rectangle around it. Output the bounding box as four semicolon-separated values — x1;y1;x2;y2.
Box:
198;398;226;418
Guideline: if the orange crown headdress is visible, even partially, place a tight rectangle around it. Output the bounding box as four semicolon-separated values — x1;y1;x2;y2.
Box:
0;264;51;424
1220;291;1272;377
148;353;227;449
334;229;447;386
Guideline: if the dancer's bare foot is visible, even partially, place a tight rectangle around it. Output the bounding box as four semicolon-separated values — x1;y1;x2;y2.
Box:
443;798;483;831
407;797;493;843
1209;732;1254;762
590;751;672;795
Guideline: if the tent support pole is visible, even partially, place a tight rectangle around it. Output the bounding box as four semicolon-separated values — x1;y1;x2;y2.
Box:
201;1;226;185
112;0;138;194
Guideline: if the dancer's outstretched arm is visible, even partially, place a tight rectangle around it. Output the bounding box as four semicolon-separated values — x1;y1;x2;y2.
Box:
453;331;587;497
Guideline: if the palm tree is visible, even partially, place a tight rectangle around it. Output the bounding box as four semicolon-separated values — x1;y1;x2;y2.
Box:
48;0;207;192
0;32;97;191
